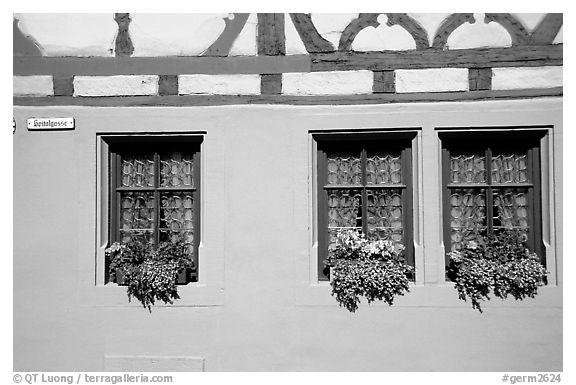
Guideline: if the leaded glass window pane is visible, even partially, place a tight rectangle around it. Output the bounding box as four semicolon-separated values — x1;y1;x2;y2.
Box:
449;152;486;184
492;188;529;239
121;154;155;187
448;188;487;250
326;152;362;185
366;188;403;244
327;189;362;248
160;151;194;188
366;151;402;185
160;192;195;253
119;191;155;243
491;152;529;184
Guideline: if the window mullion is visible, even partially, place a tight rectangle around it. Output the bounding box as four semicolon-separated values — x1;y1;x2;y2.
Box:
112;152;121;243
486;147;493;236
154;152;160;248
361;148;368;235
527;147;536;253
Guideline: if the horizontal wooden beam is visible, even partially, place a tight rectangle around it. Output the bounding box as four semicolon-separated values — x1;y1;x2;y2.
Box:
311;45;562;71
14;44;562;77
13;55;311;76
13;88;562;107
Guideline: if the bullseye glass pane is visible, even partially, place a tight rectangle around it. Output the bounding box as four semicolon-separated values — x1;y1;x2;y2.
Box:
119;191;155;243
160;151;194;188
326;151;362;186
160;192;195;254
491;152;529;184
449;188;487;250
366;151;402;185
450;152;486;184
327;189;362;249
366;188;403;245
121;154;155;188
492;188;530;240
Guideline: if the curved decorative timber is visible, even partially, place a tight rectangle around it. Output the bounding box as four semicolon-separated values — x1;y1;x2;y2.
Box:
203;14;250;57
289;13;335;53
114;13;134;57
339;13;429;52
529;13;563;44
339;14;380;51
432;13;475;49
385;14;429;50
484;13;530;46
13;18;43;56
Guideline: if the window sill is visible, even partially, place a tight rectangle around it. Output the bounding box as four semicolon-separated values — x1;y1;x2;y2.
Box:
79;282;225;308
293;282;562;309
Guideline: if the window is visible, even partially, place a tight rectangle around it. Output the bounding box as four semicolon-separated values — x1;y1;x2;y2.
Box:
107;136;202;283
440;130;544;266
315;132;416;280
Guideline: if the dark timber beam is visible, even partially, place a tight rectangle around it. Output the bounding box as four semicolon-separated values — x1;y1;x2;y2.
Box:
289;14;334;53
257;13;285;56
529;14;563;45
260;74;282;95
432;13;474;49
14;45;561;77
13;55;311;76
339;14;429;52
114;13;134;57
373;71;395;93
257;14;285;94
13;88;562;107
203;13;250;57
52;76;74;96
158;75;179;96
310;45;562;72
468;68;492;91
484;13;530;46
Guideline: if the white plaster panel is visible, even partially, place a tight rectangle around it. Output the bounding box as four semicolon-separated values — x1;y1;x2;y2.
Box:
229;13;257;56
553;26;563;44
492;67;563;90
311;14;358;49
178;74;261;95
130;14;227;56
513;13;546;31
285;14;308;55
73;76;159;96
13;76;53;97
282;71;373;95
395;69;469;93
408;13;451;46
447;13;512;49
352;15;416;51
14;14;117;56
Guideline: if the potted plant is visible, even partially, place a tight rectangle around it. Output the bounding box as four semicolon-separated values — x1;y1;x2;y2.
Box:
105;236;194;312
447;230;547;313
325;229;414;312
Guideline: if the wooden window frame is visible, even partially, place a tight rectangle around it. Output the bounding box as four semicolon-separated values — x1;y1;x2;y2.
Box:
439;130;545;268
106;136;203;283
315;132;416;281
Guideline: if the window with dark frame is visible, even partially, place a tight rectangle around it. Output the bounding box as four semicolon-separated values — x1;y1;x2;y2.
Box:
106;136;202;284
440;130;545;269
315;133;416;281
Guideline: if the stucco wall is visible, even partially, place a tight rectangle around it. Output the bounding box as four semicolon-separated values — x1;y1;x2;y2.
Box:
13;98;562;371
